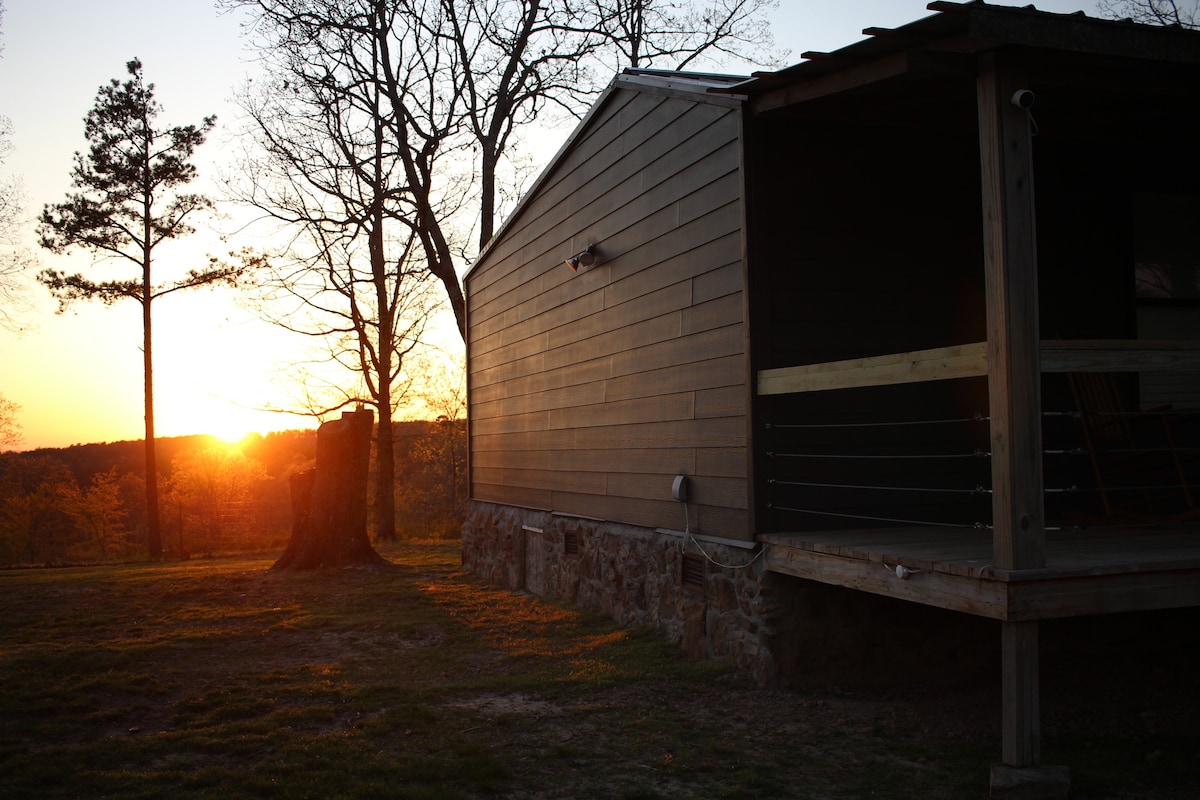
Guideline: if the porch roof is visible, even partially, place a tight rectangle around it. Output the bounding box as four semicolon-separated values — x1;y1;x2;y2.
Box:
715;0;1200;113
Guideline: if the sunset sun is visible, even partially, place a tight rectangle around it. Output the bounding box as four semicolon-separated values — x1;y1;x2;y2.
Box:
172;396;309;445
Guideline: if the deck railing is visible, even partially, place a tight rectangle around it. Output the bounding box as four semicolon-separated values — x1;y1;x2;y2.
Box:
758;340;1200;531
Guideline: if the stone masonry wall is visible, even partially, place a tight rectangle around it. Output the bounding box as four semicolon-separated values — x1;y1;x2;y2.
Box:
461;500;798;685
461;500;1013;689
462;502;1200;706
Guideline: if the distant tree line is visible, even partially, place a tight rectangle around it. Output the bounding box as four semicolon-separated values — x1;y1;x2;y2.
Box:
391;415;468;538
0;419;465;567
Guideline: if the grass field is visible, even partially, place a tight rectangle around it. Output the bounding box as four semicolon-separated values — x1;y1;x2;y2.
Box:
0;542;1195;799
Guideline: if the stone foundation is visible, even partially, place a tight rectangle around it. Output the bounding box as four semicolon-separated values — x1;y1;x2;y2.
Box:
463;501;1200;697
462;500;1008;688
461;500;792;685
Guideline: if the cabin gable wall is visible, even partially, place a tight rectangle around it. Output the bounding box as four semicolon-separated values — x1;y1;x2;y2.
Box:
465;88;749;539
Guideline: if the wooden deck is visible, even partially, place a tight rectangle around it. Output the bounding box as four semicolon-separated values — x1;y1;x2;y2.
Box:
761;527;1200;621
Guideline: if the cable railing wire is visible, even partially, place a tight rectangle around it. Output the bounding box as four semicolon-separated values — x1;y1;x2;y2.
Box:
765;412;994;529
768;448;1094;459
764;406;1200;531
767;449;990;460
766;413;989;430
768;478;991;495
1067;481;1200;495
766;503;1090;532
1063;408;1200;419
1093;446;1200;456
767;503;992;529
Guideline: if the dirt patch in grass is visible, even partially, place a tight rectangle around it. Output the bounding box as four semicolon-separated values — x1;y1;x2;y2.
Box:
0;542;1196;799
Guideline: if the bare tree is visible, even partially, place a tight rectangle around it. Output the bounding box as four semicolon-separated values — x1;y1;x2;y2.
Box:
0;3;35;334
0;393;18;450
437;0;601;249
1096;0;1199;27
229;1;445;541
0;121;35;334
228;0;784;341
38;60;243;559
590;0;783;71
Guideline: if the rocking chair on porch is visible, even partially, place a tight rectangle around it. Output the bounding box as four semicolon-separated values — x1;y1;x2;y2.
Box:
1068;371;1199;522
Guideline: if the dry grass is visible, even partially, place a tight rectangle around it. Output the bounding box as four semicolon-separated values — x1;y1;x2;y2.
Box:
0;542;1195;799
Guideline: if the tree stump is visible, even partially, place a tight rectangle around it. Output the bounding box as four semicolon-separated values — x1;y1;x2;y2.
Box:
272;409;390;570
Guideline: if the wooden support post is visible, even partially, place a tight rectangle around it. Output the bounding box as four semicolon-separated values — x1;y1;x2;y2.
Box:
978;51;1044;573
1000;620;1040;766
979;53;1067;797
991;622;1068;800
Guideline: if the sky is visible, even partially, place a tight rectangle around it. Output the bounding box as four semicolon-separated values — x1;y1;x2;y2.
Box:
0;0;1095;451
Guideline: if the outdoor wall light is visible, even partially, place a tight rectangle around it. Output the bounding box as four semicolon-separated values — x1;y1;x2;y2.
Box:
565;245;597;271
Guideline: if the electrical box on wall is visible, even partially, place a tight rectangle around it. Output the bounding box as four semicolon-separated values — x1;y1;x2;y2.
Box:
672;474;689;502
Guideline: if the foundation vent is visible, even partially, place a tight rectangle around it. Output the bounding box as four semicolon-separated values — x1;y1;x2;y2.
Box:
563;530;580;556
681;553;706;588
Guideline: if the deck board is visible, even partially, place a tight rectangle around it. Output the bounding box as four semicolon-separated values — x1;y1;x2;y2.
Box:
761;527;1200;620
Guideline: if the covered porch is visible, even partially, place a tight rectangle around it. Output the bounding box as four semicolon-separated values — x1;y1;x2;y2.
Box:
738;2;1200;793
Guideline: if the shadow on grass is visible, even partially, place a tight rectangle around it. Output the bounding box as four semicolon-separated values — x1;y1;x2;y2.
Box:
0;542;1195;799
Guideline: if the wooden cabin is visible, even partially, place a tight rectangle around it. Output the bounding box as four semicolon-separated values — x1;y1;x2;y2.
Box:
462;2;1200;793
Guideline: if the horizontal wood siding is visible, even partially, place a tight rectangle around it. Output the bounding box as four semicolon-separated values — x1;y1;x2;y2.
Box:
467;89;748;539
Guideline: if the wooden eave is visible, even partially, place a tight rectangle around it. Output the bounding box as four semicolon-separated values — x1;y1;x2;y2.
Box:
746;47;976;113
929;0;1200;63
725;0;1200;116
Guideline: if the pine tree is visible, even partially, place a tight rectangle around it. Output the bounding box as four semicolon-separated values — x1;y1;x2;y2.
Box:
38;59;241;559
